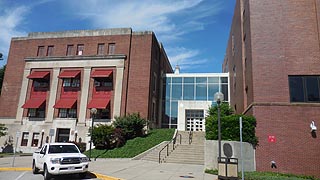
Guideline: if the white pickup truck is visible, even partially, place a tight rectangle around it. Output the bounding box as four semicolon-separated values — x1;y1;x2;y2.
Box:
32;142;89;180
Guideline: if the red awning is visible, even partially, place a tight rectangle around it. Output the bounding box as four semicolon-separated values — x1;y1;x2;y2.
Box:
53;99;77;108
87;98;110;109
91;70;113;78
27;71;50;79
22;98;46;108
58;70;80;78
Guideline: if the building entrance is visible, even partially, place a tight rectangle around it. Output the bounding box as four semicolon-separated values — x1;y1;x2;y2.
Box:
56;128;70;142
185;110;204;131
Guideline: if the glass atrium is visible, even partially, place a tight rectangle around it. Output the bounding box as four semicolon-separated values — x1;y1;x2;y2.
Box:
162;73;229;129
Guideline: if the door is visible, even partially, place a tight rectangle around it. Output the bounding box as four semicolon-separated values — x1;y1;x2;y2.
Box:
56;128;70;142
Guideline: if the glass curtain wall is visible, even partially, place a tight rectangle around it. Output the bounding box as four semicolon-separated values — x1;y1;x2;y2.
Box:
163;74;229;128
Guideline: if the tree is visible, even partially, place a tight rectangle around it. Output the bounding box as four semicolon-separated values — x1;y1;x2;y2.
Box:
0;65;6;95
205;103;258;147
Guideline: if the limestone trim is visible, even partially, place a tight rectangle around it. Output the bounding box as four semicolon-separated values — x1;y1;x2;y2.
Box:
16;57;125;125
16;69;31;123
78;67;91;124
46;68;60;122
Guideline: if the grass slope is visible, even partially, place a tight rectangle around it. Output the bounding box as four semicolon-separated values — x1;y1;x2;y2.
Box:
85;128;175;158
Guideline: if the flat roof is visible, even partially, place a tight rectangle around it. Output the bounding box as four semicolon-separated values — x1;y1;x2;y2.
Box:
12;28;153;40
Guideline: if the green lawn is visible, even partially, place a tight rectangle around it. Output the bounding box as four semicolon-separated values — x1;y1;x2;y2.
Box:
243;172;319;180
205;169;319;180
84;128;175;158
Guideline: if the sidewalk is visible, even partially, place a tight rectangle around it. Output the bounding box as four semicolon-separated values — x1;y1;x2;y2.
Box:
90;158;217;180
0;156;218;180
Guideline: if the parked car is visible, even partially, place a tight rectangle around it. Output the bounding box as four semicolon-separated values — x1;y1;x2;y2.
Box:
32;142;89;180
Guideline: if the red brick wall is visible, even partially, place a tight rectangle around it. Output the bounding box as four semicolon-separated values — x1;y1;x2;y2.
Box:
253;105;320;177
125;33;152;118
225;0;320;177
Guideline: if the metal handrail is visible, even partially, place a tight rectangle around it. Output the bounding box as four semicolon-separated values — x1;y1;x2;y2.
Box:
189;130;193;144
159;131;181;163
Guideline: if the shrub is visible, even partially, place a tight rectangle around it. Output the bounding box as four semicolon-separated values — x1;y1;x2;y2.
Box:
113;113;146;140
91;124;116;150
0;123;7;137
205;103;258;147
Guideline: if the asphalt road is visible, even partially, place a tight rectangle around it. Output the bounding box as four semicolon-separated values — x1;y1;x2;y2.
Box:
0;171;101;180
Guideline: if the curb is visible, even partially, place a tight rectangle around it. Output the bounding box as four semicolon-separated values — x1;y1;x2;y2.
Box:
0;167;122;180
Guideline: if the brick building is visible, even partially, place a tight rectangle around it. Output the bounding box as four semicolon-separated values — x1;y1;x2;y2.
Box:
0;28;172;153
223;0;320;177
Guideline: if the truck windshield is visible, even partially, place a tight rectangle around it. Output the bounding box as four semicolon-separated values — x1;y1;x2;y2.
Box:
48;145;79;154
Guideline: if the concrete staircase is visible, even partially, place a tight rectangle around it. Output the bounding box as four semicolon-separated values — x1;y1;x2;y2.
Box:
135;131;205;165
164;131;205;165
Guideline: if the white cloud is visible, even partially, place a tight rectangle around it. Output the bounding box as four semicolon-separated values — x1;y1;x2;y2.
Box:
65;0;221;71
0;5;29;62
167;47;209;71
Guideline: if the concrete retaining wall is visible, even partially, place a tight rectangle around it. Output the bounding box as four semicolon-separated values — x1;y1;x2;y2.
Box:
205;140;255;171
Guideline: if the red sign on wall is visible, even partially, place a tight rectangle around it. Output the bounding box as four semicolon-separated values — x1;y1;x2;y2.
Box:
268;135;276;143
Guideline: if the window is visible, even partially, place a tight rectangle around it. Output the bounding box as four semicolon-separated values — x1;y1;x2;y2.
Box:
94;79;112;87
59;108;77;118
63;78;80;87
232;34;235;56
47;46;54;56
33;80;49;88
108;43;115;55
28;109;36;117
289;76;320;102
63;78;71;87
28;108;45;118
152;101;156;122
66;45;74;56
31;133;40;147
59;109;67;118
153;73;157;93
37;46;45;57
21;132;29;146
95;108;110;119
77;44;84;55
97;43;105;55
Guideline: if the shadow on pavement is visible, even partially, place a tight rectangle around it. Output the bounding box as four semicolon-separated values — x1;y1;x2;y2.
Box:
46;172;97;179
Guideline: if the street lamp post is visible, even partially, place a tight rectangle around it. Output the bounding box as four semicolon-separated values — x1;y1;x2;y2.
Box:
89;108;97;161
214;92;224;162
39;129;44;148
74;130;78;143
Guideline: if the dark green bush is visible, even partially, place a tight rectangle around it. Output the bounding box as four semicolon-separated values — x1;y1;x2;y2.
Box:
113;113;146;140
91;124;116;150
0;123;7;137
205;103;258;147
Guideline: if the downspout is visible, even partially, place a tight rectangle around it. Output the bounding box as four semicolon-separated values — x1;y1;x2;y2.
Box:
124;29;133;115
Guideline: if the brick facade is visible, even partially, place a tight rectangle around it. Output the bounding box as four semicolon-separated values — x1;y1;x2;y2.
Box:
224;0;320;177
0;28;172;152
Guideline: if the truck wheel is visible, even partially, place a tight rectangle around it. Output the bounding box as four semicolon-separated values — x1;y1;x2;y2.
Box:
43;164;52;180
79;172;87;178
32;160;39;174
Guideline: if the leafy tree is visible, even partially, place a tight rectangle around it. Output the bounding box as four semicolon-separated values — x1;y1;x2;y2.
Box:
113;113;146;140
0;65;6;94
205;103;258;147
0;123;7;137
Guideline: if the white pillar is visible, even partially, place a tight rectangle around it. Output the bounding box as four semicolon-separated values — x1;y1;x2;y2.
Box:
113;65;124;119
78;67;91;124
46;68;60;122
15;69;31;123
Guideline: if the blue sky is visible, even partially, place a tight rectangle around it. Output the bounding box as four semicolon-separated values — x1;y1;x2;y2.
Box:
0;0;235;73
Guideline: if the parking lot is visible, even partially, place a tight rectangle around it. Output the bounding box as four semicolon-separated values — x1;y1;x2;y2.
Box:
0;156;217;180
